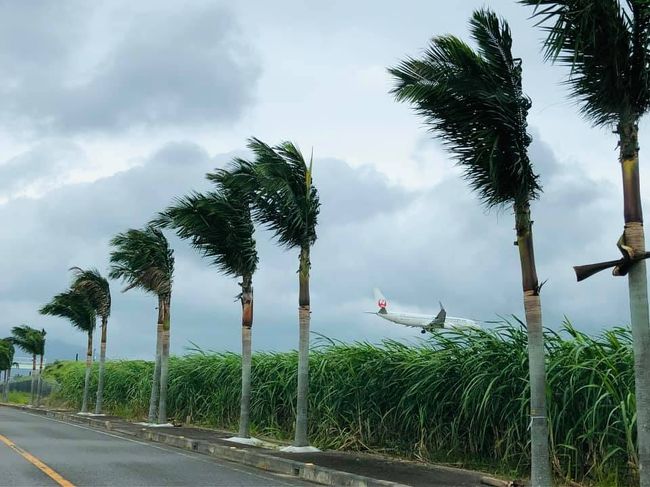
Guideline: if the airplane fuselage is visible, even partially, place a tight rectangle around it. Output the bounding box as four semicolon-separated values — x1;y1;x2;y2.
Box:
377;311;477;330
368;288;479;333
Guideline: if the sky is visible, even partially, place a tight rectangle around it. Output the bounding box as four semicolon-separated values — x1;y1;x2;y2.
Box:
0;0;646;362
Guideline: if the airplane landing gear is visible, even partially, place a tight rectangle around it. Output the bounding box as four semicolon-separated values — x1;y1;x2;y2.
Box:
421;329;427;334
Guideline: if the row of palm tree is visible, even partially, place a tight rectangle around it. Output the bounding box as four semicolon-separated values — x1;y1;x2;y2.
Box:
39;139;320;448
1;326;47;406
40;288;97;413
108;226;174;424
151;138;319;443
523;4;650;486
391;3;650;486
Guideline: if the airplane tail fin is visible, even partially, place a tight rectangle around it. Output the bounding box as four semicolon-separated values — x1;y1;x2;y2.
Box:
373;288;388;314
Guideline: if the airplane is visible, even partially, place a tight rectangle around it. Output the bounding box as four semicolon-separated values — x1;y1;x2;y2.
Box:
367;288;479;333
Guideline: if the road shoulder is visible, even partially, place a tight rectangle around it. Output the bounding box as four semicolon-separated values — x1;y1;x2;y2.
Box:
0;404;515;487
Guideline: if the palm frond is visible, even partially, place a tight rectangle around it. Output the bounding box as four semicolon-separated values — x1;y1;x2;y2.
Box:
0;339;14;370
158;189;258;278
520;0;650;126
40;290;96;334
390;8;539;207
10;325;46;355
108;225;174;297
206;157;258;204
70;267;111;319
238;137;320;250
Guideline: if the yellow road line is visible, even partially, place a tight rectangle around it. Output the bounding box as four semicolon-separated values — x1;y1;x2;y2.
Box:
0;433;75;487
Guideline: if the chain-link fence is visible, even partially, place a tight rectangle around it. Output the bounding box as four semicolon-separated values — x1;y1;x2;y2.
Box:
0;377;57;397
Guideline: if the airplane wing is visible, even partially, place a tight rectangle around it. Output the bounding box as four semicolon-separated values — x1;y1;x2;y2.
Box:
426;303;447;329
434;302;446;322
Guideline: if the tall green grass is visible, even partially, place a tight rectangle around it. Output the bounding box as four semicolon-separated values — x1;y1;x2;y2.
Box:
46;321;636;485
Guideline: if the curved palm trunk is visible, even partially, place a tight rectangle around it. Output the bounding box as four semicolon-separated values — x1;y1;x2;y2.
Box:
294;246;311;447
81;329;93;413
148;305;164;423
29;354;36;406
95;315;109;415
35;354;44;407
158;295;171;424
238;275;254;438
619;122;650;485
515;203;552;487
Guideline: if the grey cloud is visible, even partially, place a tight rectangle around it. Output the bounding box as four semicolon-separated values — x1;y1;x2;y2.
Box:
0;141;88;199
316;158;412;225
0;2;259;134
0;135;635;364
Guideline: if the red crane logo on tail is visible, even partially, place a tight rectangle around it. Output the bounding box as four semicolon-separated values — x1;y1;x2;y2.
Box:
378;299;387;309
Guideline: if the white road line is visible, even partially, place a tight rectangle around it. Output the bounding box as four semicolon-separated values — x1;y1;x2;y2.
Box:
1;408;304;487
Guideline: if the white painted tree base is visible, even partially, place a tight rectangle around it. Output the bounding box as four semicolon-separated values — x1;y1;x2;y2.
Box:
85;413;106;417
77;412;93;416
225;436;263;446
135;422;174;427
280;445;321;453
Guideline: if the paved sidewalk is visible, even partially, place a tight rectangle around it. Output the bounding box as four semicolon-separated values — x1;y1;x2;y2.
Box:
1;404;517;487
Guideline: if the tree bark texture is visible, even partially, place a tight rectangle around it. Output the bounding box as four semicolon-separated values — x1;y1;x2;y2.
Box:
238;275;254;438
619;122;650;486
28;354;36;406
95;315;108;415
81;329;93;413
35;354;44;407
294;246;311;447
148;307;164;424
158;296;171;424
515;202;552;487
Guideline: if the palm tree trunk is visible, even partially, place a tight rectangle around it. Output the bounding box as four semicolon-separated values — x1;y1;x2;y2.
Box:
30;354;36;406
515;202;552;487
619;121;650;486
294;246;311;447
238;275;254;438
35;354;44;407
158;295;171;424
95;315;108;415
148;304;164;423
81;329;93;413
3;367;11;402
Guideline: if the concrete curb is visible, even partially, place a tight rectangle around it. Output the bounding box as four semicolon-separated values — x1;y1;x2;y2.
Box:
2;404;409;487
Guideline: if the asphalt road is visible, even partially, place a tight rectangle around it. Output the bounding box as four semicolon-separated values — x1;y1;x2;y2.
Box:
0;407;313;487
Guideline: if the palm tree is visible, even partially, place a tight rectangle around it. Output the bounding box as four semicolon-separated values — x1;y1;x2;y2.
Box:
157;178;258;439
0;338;14;402
229;137;320;448
390;9;551;486
40;290;95;412
11;325;45;407
109;225;174;424
520;2;650;482
70;268;111;415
